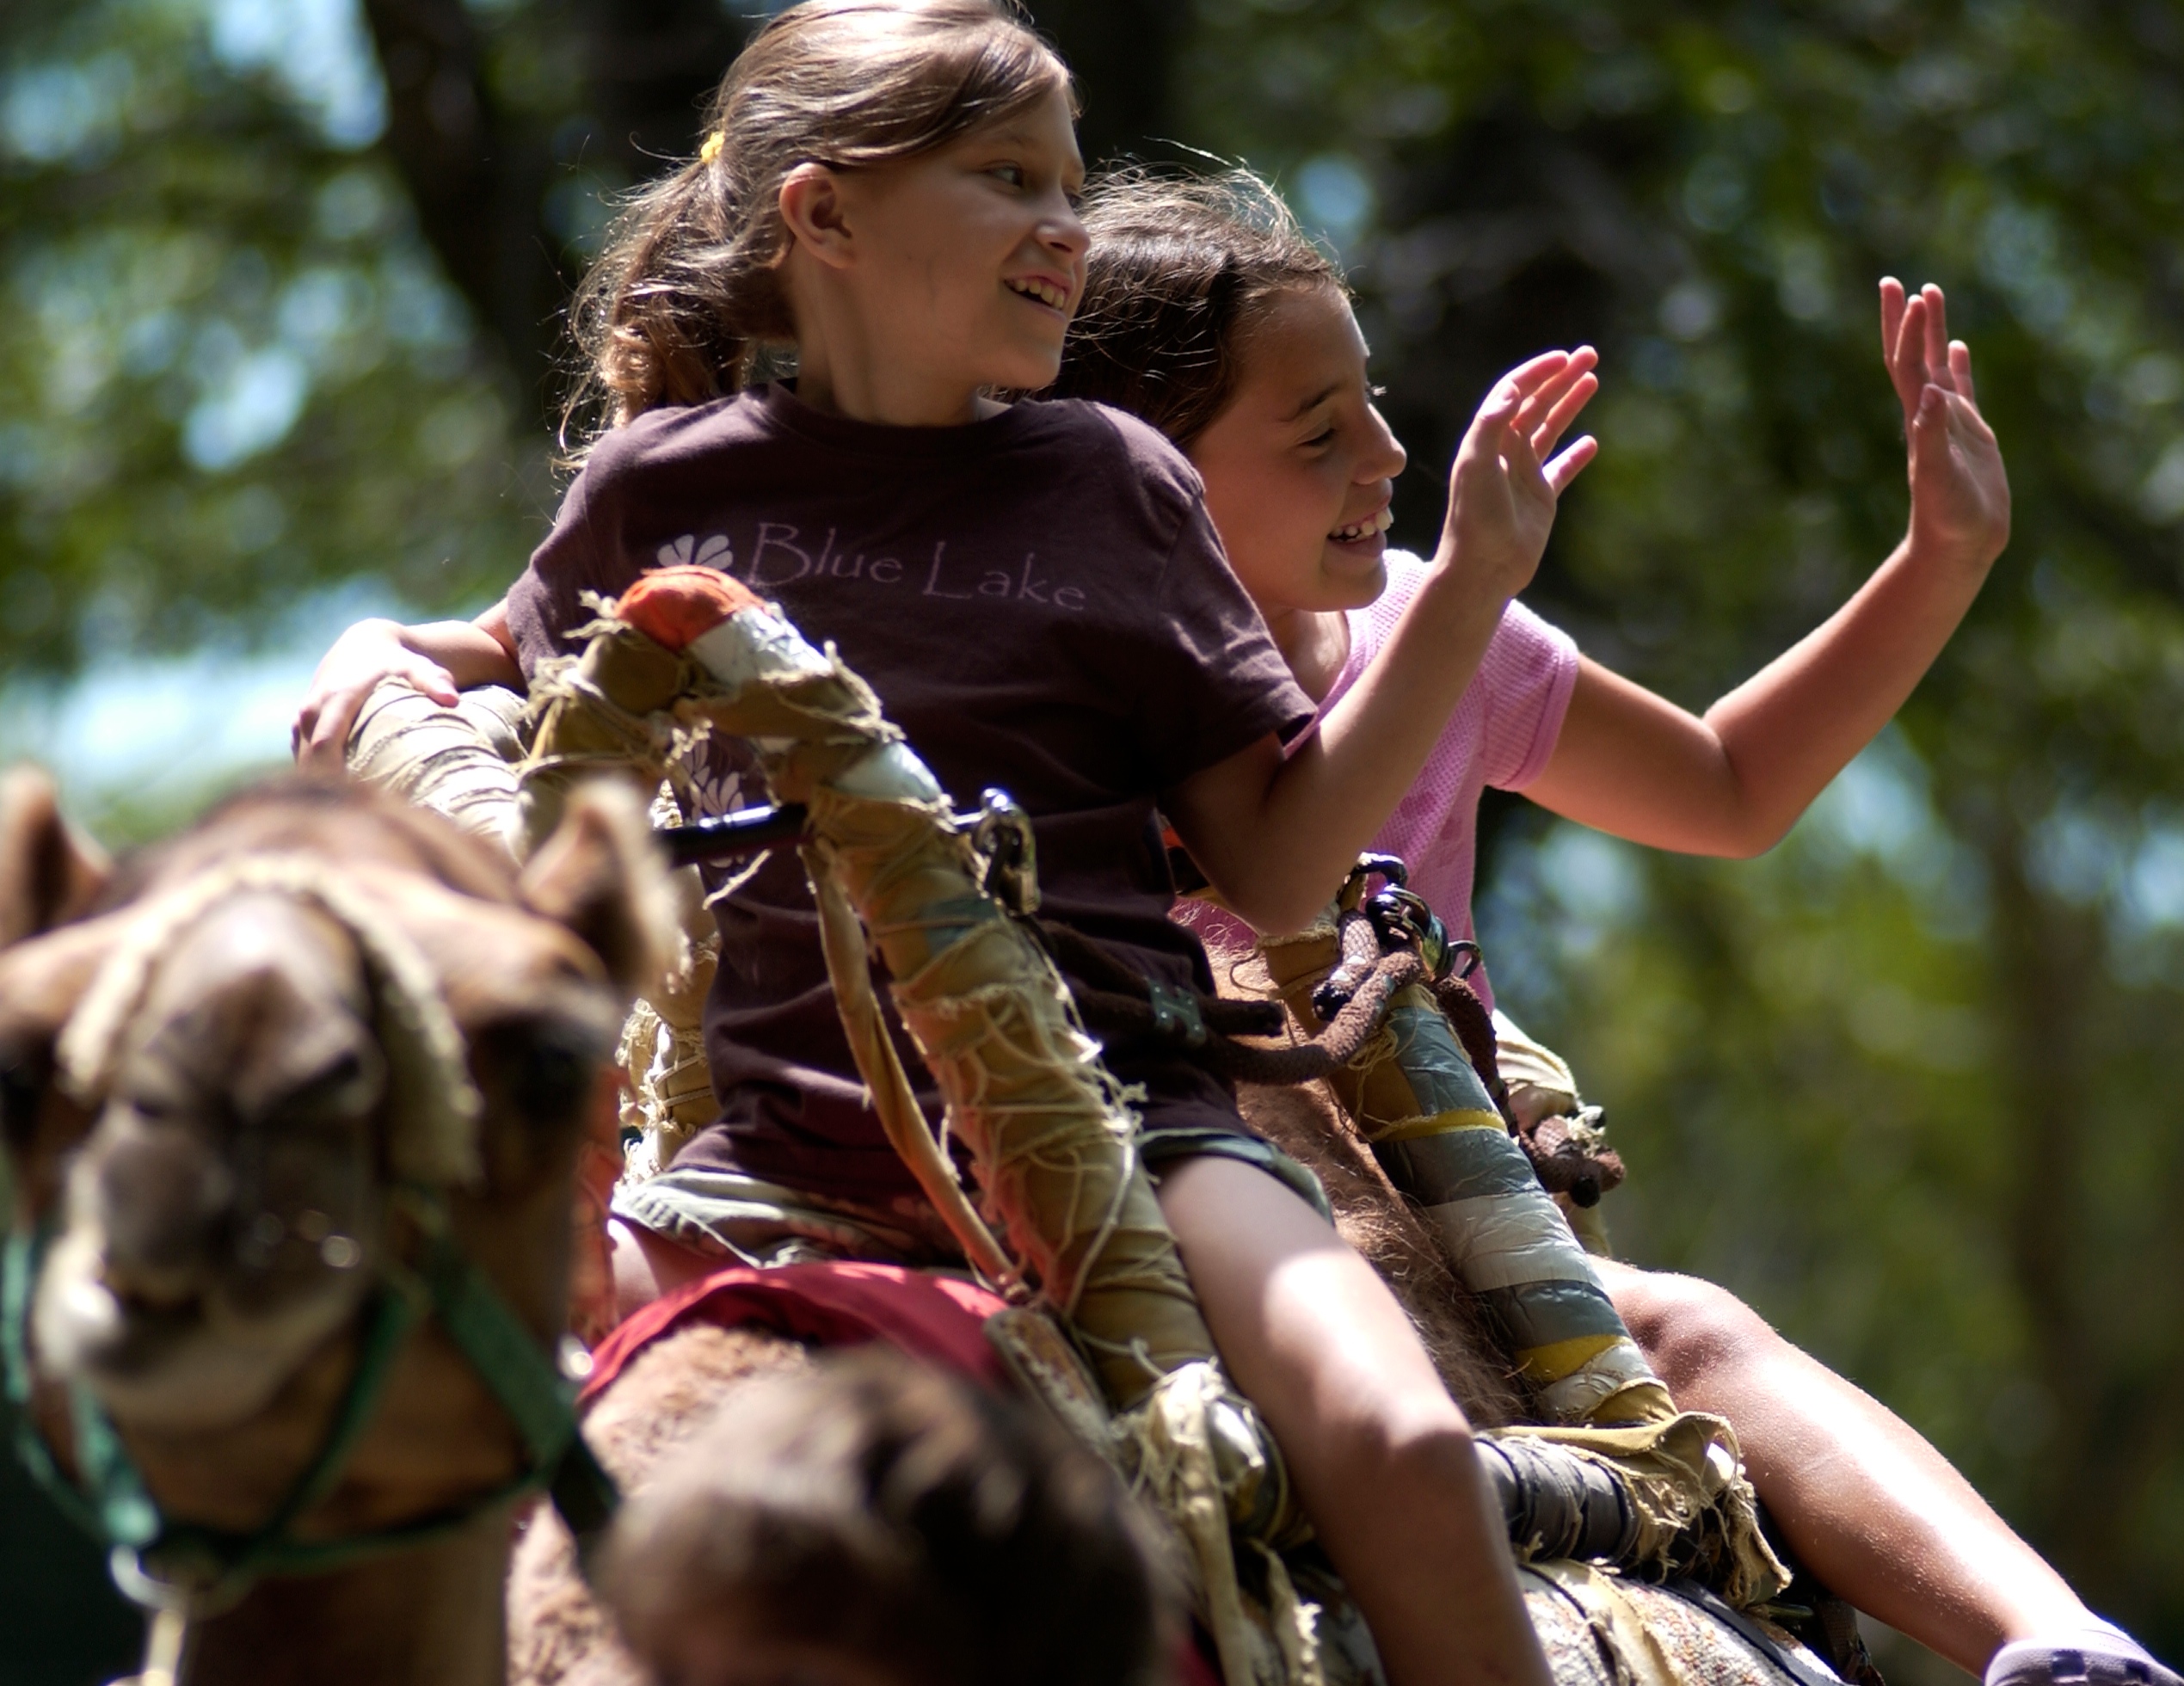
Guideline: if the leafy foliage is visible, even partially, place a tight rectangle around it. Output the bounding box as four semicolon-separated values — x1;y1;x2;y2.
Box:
0;0;546;678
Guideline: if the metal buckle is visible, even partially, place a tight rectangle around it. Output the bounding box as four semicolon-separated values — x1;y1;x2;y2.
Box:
966;788;1040;916
1146;981;1209;1049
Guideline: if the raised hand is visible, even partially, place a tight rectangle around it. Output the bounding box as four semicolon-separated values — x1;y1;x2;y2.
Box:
1434;347;1600;601
1880;279;2010;569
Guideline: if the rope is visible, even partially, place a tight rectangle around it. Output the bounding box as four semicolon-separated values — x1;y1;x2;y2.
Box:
1053;912;1629;1205
1042;918;1425;1090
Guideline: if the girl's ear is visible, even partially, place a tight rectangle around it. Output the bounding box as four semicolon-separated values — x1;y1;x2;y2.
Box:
778;163;855;270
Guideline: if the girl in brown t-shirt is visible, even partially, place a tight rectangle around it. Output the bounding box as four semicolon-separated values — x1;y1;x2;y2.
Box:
292;9;1601;1677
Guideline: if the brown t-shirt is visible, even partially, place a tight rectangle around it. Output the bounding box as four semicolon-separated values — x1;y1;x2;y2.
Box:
507;384;1312;1206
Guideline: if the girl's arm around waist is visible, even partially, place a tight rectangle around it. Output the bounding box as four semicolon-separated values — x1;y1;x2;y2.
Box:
292;598;522;771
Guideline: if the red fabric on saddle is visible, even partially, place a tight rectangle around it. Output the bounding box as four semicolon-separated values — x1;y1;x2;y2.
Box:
1178;1639;1224;1686
578;1260;1006;1407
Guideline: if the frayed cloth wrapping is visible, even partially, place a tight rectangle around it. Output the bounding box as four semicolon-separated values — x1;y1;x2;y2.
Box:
1527;1560;1683;1686
1495;1416;1788;1609
519;604;1239;1411
346;680;528;854
518;589;1310;1683
1124;1363;1326;1686
1258;914;1790;1608
986;1309;1320;1686
341;677;721;1178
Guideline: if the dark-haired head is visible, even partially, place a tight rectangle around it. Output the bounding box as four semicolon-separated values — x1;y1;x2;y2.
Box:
600;1346;1179;1686
565;2;1073;448
1051;168;1346;449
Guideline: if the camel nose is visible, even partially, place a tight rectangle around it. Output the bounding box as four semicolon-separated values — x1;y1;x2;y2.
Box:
93;1110;234;1305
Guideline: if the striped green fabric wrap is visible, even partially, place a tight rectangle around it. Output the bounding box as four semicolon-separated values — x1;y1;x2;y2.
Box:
1262;937;1672;1429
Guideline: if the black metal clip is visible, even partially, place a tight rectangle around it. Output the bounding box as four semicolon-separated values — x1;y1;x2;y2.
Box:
967;788;1040;916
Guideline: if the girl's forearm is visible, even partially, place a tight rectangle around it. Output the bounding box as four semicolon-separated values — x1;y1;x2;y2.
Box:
1174;576;1510;934
1707;532;1989;841
1531;533;1993;857
413;601;522;689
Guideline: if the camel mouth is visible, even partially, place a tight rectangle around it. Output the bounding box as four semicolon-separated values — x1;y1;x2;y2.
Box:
33;1222;372;1431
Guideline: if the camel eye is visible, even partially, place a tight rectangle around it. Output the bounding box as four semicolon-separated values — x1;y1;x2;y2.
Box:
475;1017;604;1131
268;1049;381;1127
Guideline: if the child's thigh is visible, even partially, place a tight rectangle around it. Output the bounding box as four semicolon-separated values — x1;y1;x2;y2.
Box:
1154;1154;1469;1448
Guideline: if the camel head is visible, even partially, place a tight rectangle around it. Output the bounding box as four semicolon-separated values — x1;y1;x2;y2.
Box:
0;769;673;1541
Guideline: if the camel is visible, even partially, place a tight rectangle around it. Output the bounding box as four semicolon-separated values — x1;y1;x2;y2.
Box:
0;748;1843;1685
0;768;671;1686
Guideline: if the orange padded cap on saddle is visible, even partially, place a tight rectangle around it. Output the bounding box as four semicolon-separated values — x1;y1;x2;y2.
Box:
615;565;762;653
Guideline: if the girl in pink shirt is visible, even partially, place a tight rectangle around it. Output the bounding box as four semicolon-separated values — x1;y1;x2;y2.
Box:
1055;169;2168;1686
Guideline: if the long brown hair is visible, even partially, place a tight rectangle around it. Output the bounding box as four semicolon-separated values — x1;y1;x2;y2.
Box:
1052;168;1345;449
564;1;1070;448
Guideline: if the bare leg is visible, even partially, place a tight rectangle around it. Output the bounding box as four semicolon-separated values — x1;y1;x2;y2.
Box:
1599;1261;2086;1675
1160;1155;1548;1686
607;1216;721;1321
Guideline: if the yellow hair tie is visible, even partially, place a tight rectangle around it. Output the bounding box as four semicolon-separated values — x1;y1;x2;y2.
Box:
698;132;724;166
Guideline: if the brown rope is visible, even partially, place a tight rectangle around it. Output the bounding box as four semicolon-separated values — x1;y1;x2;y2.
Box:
1049;912;1621;1204
1519;1115;1627;1206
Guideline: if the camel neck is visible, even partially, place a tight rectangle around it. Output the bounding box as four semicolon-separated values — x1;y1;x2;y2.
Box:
176;1516;509;1686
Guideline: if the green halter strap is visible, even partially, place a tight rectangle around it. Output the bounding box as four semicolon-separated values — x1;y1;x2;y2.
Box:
2;1189;618;1615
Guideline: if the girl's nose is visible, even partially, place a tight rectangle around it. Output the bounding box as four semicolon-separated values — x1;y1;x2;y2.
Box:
1361;403;1407;483
1042;198;1090;262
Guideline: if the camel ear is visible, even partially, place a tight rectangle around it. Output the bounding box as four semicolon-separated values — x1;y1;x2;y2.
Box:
0;767;111;953
517;781;679;998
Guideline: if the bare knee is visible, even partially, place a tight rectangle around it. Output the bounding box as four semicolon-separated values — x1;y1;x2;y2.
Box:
1600;1263;1781;1400
609;1218;717;1320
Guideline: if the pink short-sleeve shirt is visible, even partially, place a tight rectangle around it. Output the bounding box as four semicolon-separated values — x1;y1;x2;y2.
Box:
1179;550;1579;1009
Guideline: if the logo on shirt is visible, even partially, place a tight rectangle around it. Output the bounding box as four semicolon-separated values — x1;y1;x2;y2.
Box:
655;527;1088;612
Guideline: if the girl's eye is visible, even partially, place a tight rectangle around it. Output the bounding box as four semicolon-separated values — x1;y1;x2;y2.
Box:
989;163;1026;188
1301;426;1336;448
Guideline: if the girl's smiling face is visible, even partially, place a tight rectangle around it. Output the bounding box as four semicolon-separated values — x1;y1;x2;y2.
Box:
812;83;1089;405
1187;286;1408;623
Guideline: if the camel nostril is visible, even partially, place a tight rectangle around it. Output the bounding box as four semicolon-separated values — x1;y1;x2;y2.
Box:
92;1119;233;1287
238;1210;286;1268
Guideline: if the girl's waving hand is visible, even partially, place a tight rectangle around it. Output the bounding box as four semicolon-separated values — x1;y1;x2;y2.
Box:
1883;280;2010;569
1523;278;2009;858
